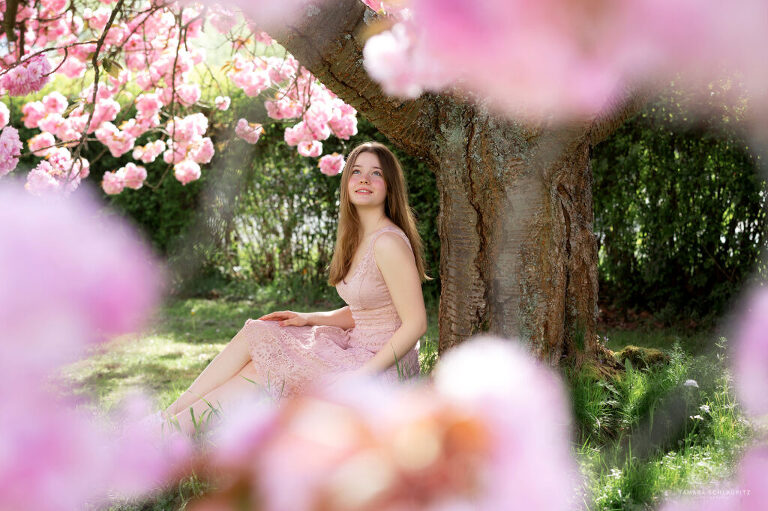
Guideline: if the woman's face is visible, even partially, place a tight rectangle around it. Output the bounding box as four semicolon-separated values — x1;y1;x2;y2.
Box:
348;151;387;208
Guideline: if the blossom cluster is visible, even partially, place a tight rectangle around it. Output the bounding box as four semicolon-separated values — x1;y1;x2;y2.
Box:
227;53;358;156
0;54;52;96
0;0;359;197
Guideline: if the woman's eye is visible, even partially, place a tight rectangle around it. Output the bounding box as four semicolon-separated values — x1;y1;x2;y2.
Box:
374;171;382;176
352;170;360;174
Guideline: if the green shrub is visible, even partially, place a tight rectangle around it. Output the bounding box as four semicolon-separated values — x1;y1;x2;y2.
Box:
593;86;767;326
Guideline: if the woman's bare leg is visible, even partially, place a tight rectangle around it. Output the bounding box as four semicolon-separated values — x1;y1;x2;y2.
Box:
164;320;263;417
170;363;263;436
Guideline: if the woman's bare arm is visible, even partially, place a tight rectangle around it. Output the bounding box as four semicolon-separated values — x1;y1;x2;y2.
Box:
259;305;355;329
358;233;427;374
305;306;356;330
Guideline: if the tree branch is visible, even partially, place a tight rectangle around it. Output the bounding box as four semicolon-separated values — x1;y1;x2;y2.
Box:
588;85;652;146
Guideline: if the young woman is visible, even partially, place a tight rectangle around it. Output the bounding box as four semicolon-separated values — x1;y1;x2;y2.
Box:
163;142;430;435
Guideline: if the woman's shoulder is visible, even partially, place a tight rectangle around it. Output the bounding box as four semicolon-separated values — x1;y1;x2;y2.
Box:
372;227;413;260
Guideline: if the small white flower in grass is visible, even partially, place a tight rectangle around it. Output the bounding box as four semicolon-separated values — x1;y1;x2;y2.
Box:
684;379;699;388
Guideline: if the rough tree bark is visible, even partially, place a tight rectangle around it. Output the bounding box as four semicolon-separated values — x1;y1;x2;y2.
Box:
273;0;643;369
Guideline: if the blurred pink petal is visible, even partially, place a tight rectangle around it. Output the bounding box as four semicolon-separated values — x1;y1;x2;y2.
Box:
0;390;191;511
732;287;768;418
433;335;581;511
199;336;580;509
363;0;768;120
0;183;163;375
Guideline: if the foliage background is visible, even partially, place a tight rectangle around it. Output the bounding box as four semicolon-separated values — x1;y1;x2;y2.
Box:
592;89;767;326
6;81;765;326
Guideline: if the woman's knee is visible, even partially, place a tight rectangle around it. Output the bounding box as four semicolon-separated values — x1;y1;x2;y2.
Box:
238;319;263;338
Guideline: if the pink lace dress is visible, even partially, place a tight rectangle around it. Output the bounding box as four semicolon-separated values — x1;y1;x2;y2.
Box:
244;226;421;399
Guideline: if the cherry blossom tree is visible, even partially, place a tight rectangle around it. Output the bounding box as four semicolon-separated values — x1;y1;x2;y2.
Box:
0;0;357;196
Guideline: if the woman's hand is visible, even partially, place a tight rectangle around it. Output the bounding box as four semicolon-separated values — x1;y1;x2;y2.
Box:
257;310;311;327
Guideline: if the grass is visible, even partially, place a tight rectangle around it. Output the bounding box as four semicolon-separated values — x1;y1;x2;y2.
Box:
63;287;442;414
63;293;755;511
571;333;755;510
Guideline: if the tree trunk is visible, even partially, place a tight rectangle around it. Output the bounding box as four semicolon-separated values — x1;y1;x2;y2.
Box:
273;0;641;369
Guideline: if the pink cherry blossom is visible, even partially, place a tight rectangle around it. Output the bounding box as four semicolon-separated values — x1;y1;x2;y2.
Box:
102;170;125;195
0;183;162;356
119;162;148;190
83;6;111;32
732;287;768;418
189;137;214;164
0;54;52;96
21;101;46;128
37;113;65;134
89;98;121;132
95;122;136;157
174;159;201;185
25;163;62;195
222;0;311;32
297;139;322;157
176;83;202;106
363;21;453;99
362;0;768;120
28;132;56;157
209;7;238;34
265;96;302;120
0;127;22;177
163;141;187;165
136;93;163;119
361;0;383;12
0;390;187;511
132;139;166;163
25;148;89;195
0;102;9;129
283;121;311;146
318;153;344;176
167;113;208;143
266;55;298;84
235;118;264;144
57;53;87;78
214;95;231;111
254;31;275;45
42;91;68;115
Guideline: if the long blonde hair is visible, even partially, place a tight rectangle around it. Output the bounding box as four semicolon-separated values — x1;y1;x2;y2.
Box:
328;142;431;286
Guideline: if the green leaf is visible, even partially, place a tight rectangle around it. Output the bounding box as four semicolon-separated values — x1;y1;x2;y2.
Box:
102;58;123;79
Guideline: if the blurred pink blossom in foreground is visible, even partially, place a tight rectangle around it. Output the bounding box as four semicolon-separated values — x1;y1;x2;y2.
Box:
363;0;768;120
0;183;191;511
190;336;581;510
0;183;162;375
732;287;768;419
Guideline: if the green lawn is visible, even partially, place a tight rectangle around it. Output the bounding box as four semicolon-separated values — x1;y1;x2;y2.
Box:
63;295;441;413
63;296;755;510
